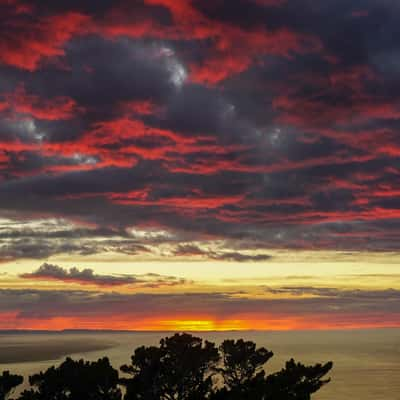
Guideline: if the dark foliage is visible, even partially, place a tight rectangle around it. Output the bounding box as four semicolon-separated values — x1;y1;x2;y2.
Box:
217;339;274;389
18;357;121;400
0;371;23;400
120;334;332;400
1;334;333;400
210;357;333;400
120;333;220;400
263;359;334;400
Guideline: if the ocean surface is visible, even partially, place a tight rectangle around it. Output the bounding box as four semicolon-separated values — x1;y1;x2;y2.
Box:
1;329;399;400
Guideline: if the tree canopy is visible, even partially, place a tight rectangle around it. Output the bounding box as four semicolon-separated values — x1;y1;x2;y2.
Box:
0;371;23;400
121;333;219;400
18;357;121;400
217;339;274;389
2;333;333;400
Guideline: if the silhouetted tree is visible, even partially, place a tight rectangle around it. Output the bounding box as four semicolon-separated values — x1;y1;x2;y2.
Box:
121;334;332;400
263;359;333;400
2;334;332;400
18;357;121;400
120;345;163;400
0;371;23;400
217;339;273;389
211;357;333;400
120;333;220;400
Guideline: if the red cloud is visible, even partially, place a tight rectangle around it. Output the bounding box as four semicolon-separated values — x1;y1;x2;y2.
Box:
52;116;247;170
121;100;162;116
0;11;89;70
189;28;322;85
0;0;324;83
99;0;324;84
272;64;400;131
109;191;245;209
2;85;81;120
273;93;400;128
329;65;377;92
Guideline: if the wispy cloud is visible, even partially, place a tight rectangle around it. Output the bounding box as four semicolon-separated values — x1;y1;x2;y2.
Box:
174;244;272;262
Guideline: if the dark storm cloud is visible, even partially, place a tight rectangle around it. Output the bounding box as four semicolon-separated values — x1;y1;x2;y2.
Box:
0;36;177;135
36;37;173;112
207;0;399;68
1;0;400;254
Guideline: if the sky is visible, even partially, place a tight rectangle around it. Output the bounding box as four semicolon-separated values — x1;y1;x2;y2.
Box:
0;0;400;331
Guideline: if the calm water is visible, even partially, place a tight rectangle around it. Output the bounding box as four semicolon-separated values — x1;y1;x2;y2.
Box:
1;329;399;400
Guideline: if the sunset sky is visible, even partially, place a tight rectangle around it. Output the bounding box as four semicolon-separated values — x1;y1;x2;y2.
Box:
1;0;400;331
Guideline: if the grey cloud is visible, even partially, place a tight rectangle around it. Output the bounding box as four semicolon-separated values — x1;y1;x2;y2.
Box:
174;244;272;262
0;239;96;262
20;263;139;286
20;263;189;288
0;287;399;322
264;286;400;301
1;0;400;254
212;252;272;262
0;237;149;262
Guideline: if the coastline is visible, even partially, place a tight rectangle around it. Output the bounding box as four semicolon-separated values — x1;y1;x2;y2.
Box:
0;337;117;364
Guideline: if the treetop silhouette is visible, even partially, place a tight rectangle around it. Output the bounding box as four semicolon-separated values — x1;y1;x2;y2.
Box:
2;333;333;400
217;339;274;389
0;371;23;400
18;357;121;400
121;333;219;400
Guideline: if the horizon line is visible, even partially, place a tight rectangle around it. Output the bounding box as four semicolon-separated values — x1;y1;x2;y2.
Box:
1;327;399;334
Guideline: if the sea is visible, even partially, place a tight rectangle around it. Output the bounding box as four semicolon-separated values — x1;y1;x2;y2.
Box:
0;329;399;400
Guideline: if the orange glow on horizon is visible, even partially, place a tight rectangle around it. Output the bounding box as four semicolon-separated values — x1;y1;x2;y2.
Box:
2;312;400;331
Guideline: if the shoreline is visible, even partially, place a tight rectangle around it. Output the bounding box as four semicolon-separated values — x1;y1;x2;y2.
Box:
0;339;117;364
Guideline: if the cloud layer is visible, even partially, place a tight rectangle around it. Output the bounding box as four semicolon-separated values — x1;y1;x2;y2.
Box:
0;286;399;330
0;0;400;256
1;0;400;330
